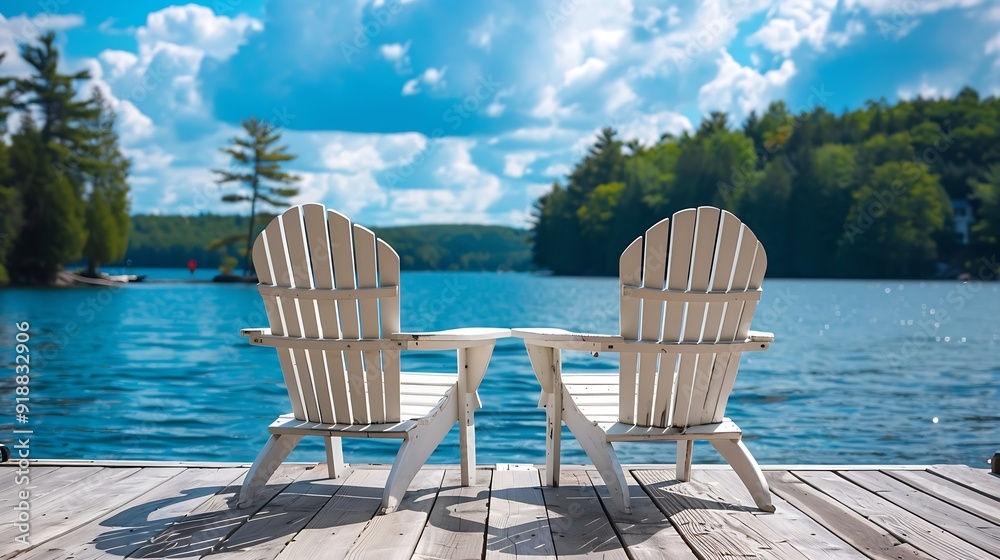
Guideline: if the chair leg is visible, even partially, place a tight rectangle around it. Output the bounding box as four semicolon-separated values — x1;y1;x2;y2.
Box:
560;391;630;514
677;440;693;482
545;389;562;487
457;348;477;487
382;393;458;514
238;433;302;508
325;436;345;478
710;439;775;512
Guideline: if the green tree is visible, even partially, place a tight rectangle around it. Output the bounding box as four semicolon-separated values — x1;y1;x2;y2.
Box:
838;162;951;278
970;163;1000;246
7;116;86;282
5;33;93;283
214;117;300;277
81;88;131;276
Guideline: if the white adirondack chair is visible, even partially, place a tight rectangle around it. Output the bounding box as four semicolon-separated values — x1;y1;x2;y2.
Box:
515;206;776;513
237;203;508;513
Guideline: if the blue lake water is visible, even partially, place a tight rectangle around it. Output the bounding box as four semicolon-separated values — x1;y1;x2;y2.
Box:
1;269;998;468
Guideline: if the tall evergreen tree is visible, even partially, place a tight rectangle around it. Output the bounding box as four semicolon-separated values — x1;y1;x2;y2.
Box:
7;115;86;282
214;117;300;277
6;32;92;283
81;88;131;276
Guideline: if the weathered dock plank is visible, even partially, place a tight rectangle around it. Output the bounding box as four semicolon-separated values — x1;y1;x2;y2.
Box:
485;468;556;559
128;463;309;559
209;465;348;559
20;467;245;560
766;471;929;560
1;467;182;559
795;470;995;560
273;468;388;560
589;469;697;560
840;470;1000;556
0;462;996;560
635;468;811;560
928;465;1000;498
413;469;491;560
344;469;445;560
541;470;628;559
702;469;867;559
884;468;1000;527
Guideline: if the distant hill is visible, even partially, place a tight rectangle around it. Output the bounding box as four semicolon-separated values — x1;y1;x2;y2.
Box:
113;214;532;272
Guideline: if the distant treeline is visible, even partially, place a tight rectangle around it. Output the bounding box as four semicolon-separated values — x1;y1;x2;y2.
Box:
112;214;532;272
532;88;1000;279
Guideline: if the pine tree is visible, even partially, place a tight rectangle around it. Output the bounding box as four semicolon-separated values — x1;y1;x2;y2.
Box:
7;115;86;282
81;88;131;276
213;117;300;277
6;32;92;283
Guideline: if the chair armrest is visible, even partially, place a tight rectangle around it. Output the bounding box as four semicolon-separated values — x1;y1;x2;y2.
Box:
512;327;623;343
391;327;510;350
748;330;775;342
514;327;772;353
241;328;271;337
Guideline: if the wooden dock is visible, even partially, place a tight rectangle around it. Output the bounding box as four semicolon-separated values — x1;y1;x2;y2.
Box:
2;460;998;559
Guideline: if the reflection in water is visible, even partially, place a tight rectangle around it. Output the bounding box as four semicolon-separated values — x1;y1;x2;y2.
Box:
1;270;997;467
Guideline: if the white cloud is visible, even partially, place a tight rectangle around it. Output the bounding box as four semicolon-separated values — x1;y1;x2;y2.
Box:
748;0;838;56
699;50;796;121
542;163;571;177
136;4;262;60
401;77;421;96
317;132;427;172
605;79;637;113
843;0;982;15
532;85;573;119
322;143;385;172
503;153;538;178
829;19;866;47
295;171;387;216
986;32;1000;54
0;13;85;76
379;41;411;73
617;111;693;145
563;57;608;86
897;80;952;100
401;66;447;96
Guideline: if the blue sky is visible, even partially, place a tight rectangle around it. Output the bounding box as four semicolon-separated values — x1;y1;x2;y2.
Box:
1;0;998;226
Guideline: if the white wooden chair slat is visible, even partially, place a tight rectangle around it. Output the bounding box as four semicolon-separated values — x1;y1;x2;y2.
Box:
302;203;348;424
261;220;306;418
704;226;763;424
687;211;744;426
329;210;368;424
353;224;386;424
377;239;402;422
283;205;328;425
673;207;721;428
516;205;775;514
240;203;506;515
651;209;694;428
635;219;669;427
617;237;643;424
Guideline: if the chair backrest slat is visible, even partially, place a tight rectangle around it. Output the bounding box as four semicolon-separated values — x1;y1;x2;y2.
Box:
617;237;643;425
378;239;402;421
671;207;721;428
253;204;403;425
353;224;386;423
283;206;326;423
618;207;767;429
253;228;305;420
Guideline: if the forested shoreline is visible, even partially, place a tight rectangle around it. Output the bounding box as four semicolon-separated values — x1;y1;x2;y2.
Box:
531;89;1000;279
106;215;532;272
